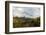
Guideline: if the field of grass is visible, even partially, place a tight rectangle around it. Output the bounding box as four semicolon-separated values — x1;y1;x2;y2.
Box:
13;17;40;28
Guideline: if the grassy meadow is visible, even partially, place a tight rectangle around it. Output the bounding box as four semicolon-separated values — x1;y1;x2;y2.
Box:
13;17;40;28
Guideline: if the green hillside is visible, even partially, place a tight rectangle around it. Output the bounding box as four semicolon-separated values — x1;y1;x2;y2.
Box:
13;17;40;28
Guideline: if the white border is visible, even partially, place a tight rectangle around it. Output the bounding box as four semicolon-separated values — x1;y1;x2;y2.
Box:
9;3;43;32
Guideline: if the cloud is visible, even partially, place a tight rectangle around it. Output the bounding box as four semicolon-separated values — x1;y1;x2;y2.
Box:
13;7;40;18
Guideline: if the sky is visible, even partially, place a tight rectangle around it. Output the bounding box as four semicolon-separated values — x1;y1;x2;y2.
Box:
13;7;40;18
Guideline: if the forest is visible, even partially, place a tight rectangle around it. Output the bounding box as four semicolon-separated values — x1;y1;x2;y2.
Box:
13;17;40;28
